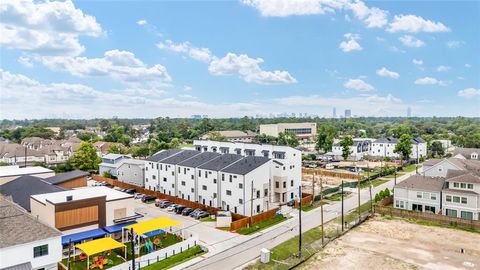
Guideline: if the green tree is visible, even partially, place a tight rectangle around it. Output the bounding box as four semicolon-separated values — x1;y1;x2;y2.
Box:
316;123;338;152
208;132;227;142
103;171;113;178
69;142;101;173
430;141;445;158
129;144;150;158
339;136;353;161
170;138;181;149
394;134;413;164
277;131;299;147
108;145;127;154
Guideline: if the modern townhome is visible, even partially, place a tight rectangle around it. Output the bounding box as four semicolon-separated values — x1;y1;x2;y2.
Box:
332;138;372;161
0;196;62;270
453;147;480;160
393;175;445;214
370;136;427;160
98;153;132;177
200;130;258;142
117;159;146;187
144;149;183;192
442;170;480;220
158;150;203;197
30;186;136;233
259;122;317;141
193;140;301;204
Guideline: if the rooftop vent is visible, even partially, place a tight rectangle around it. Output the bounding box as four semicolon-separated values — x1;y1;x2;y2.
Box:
66;195;73;201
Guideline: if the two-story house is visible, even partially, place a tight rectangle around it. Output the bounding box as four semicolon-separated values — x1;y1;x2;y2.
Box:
442;171;480;220
453;148;480;160
393;175;445;213
370;137;427;160
98;153;131;177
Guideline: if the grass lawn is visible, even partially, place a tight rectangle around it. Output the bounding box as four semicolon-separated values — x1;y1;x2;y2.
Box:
325;191;351;201
270;226;324;261
124;233;181;260
402;164;419;172
141;246;206;270
359;179;388;189
236;215;287;235
335;201;373;224
179;143;194;148
199;216;216;222
216;226;231;231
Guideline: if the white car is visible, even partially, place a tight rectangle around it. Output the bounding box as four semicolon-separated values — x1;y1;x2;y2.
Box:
166;204;177;212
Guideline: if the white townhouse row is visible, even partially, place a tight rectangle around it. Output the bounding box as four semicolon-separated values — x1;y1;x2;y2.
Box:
370;136;427;160
331;138;373;161
394;158;480;220
193;140;302;204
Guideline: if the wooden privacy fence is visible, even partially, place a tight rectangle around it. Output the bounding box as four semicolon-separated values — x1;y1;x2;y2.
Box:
230;207;280;231
294;193;313;208
302;168;362;180
375;205;480;229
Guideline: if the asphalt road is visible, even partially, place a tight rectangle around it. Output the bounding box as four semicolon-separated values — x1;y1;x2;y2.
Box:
178;171;417;270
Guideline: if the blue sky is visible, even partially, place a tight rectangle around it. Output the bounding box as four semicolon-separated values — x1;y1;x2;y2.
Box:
1;0;479;119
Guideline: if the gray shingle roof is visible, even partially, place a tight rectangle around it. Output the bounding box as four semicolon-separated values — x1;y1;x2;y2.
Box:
221;156;270;175
0;175;66;211
146;149;182;162
0;262;32;270
177;152;221;168
0;196;61;248
197;154;243;171
453;147;480;159
394;175;445;192
446;172;480;184
43;170;89;185
443;188;479;195
160;150;201;165
373;137;398;144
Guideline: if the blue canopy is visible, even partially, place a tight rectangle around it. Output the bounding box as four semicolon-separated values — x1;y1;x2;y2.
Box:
102;221;137;234
143;229;165;238
62;228;107;246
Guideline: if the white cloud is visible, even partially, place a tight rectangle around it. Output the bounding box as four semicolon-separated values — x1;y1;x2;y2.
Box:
348;1;388;28
137;19;147;25
436;65;450;72
387;14;450;33
365;94;402;103
376;67;400;79
414;77;447;86
465;64;471;68
339;33;362;52
18;56;33;67
446;40;462;48
344;79;374;91
0;0;102;56
33;49;171;83
412;59;423;65
157;40;214;63
208;53;297;85
399;35;425;48
458;88;480;98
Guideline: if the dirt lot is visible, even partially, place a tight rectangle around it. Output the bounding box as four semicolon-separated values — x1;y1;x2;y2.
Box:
302;174;357;189
300;217;480;270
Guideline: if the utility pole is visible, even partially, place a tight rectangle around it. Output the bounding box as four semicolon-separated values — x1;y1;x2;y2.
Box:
130;228;136;270
357;164;361;224
67;240;72;270
320;176;324;246
341;180;344;232
298;185;302;258
394;165;397;185
367;161;373;213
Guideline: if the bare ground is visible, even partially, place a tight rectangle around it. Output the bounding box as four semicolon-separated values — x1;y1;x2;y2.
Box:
300;216;480;270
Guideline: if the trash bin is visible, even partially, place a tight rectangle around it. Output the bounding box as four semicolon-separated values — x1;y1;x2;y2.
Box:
260;248;270;263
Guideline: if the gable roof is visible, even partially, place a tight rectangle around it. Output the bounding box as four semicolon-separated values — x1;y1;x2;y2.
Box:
146;149;182;162
197;154;243;171
221;156;270;175
0;196;61;249
446;171;480;184
453;147;480;159
43;170;89;185
394;175;445;192
0;175;66;211
177;152;221;168
160;150;201;165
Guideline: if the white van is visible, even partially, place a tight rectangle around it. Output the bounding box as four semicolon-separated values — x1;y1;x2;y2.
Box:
325;163;334;170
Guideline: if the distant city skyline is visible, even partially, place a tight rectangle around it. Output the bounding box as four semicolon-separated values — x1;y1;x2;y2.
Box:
1;0;479;119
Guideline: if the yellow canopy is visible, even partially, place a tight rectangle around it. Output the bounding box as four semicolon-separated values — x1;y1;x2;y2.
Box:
76;237;125;256
124;217;181;235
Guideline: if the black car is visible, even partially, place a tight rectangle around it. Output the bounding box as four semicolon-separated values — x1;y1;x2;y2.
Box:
142;195;156;203
189;208;203;217
159;201;173;208
182;208;194;216
175;205;186;214
125;188;136;194
195;211;210;220
286;200;295;207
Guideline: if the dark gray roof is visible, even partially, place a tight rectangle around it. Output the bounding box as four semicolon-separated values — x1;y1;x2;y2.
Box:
443;188;479;195
43;170;89;185
146;149;182;162
394;175;445;192
273;160;284;166
0;176;66;211
453;147;480;159
0;197;61;248
198;154;243;171
160;150;201;165
374;137;398;144
0;262;32;270
177;152;221;168
272;151;286;154
221;156;270;175
413;137;426;144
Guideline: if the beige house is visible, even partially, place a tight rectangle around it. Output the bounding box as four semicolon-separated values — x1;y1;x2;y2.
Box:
259;122;317;141
200;130;257;142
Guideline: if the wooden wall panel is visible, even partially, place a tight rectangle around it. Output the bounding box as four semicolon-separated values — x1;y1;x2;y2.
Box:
55;205;98;229
57;177;87;189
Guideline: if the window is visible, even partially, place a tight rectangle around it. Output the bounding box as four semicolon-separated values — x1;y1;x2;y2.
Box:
446;195;451;202
395;200;405;209
239;183;243;189
178;167;181;173
460;183;466;189
181;181;186;186
425;205;435;213
239;199;243;204
213;193;217;198
423;192;429;199
222;174;225;181
461;211;473;220
275;182;279;188
291;180;294;187
256;205;260;213
184;168;187;174
283;182;286;188
191;188;194;193
226;190;232;196
461;197;467;204
453;196;460;203
152;175;156;180
430;193;436;200
33;244;48;258
416;192;422;198
205;171;208;178
229;175;233;182
199;170;201;177
163;177;167;182
264;189;268;196
467;184;474;189
213;179;217;184
171;172;174;176
191;175;194;180
256;190;260;198
291;193;294;199
454;182;459;188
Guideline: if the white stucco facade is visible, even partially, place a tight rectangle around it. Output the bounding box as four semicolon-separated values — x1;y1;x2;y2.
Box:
0;237;62;270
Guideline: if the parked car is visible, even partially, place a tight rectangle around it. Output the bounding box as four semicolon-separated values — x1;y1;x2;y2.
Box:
182;208;194;216
142;195;156;203
195;211;210;220
175;205;186;214
286;200;295;207
189;208;203;217
125;188;136;195
134;193;144;200
166;204;177;212
159;201;173;208
154;199;164;207
325;163;335;170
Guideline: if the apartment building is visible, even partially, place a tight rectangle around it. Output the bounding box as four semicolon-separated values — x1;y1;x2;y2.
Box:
332;138;372;161
159;150;203;197
259;122;317;141
144;149;182;192
200;130;258;142
370;136;427;160
193;140;301;204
